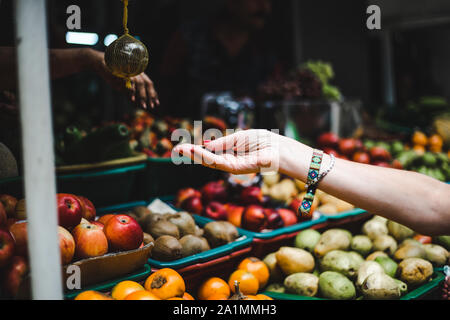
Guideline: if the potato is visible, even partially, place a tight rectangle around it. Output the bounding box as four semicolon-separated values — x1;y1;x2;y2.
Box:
275;247;315;275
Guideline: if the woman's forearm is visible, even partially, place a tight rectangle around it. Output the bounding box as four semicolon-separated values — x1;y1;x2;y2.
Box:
279;135;450;235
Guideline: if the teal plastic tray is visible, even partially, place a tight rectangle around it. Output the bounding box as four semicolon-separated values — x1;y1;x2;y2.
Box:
195;214;328;240
97;199;253;270
319;208;367;220
57;163;146;207
262;269;445;300
64;264;151;300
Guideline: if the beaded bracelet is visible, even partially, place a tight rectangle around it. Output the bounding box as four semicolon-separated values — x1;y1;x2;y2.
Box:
298;150;336;219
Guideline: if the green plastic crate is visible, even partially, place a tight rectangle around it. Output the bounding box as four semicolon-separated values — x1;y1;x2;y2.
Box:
57;163;146;207
262;269;445;300
64;264;151;300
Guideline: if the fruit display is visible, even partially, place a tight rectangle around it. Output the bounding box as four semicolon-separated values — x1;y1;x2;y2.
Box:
258;60;342;101
125;205;240;261
0;193;147;298
262;216;449;299
126;110;227;158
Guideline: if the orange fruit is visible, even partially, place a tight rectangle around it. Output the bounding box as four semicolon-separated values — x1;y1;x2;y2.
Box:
243;295;259;300
428;134;443;148
167;297;185;300
237;257;270;288
198;277;231;300
256;294;273;300
412;131;428;146
144;268;185;300
182;292;195;300
74;290;113;300
228;270;259;296
124;290;160;300
205;293;229;300
111;280;145;300
413;144;425;155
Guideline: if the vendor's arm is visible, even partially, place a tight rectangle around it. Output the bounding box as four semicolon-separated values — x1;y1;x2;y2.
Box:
174;130;450;235
0;47;159;108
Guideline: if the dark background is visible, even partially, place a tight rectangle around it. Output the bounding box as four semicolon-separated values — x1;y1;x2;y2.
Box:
1;0;450;127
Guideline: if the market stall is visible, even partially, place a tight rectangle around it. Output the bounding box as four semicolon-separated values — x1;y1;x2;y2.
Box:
0;0;449;304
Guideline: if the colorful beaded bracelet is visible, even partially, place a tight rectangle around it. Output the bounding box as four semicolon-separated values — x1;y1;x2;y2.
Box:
298;149;323;219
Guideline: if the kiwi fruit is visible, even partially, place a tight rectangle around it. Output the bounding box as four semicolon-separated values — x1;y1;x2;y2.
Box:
165;212;197;237
179;234;210;257
146;219;180;240
203;221;239;248
151;235;182;261
143;232;154;245
132;206;152;226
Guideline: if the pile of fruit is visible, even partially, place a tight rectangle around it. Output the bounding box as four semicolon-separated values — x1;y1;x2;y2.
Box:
0;193;145;298
74;268;193;300
258;60;342;101
74;257;275;300
127;110;227;158
261;173;355;216
175;180;302;232
262;216;449;299
126;205;239;261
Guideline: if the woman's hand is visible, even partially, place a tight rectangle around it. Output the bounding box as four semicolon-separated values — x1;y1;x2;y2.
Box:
173;129;287;174
87;49;159;109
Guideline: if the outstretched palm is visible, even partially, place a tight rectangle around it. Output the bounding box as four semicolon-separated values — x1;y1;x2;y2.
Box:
173;129;281;174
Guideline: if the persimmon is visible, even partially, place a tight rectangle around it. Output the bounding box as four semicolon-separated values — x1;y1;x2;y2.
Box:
183;292;195;300
228;270;259;295
124;290;160;300
205;293;229;300
74;290;113;300
111;280;145;300
198;277;231;300
237;257;270;288
144;268;185;300
412;131;427;146
256;294;273;300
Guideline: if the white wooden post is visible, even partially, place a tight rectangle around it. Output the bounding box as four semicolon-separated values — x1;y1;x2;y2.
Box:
14;0;63;300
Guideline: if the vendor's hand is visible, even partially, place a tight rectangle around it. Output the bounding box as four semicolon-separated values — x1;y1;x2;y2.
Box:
173;129;285;174
87;49;159;109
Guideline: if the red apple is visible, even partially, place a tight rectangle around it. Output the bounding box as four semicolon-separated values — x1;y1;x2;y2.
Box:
240;186;263;205
58;226;75;265
97;214;115;226
0;229;15;267
180;196;203;215
0;195;18;218
104;215;143;252
288;198;301;214
277;208;298;227
204;202;228;220
8;221;27;257
391;159;403;170
225;204;244;228
3;255;28;298
201;180;227;204
339;138;356;156
175;188;201;207
90;221;104;231
57;194;83;229
369;147;391;162
372;161;391;168
0;202;6;227
72;223;108;259
264;208;284;230
241;205;267;232
317;132;339;149
322;148;339;157
77;196;96;221
352;152;370;164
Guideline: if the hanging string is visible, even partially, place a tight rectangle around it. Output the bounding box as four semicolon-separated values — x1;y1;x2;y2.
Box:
122;0;132;88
